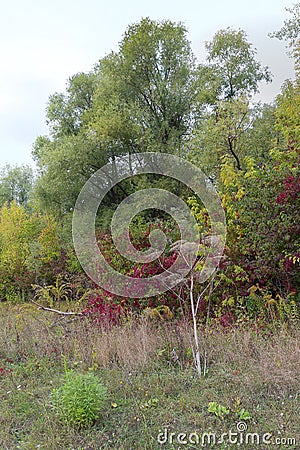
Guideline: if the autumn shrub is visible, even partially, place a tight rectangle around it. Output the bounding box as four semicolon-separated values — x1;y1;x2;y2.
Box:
188;140;300;326
236;146;300;296
82;291;129;327
0;201;63;300
81;220;184;325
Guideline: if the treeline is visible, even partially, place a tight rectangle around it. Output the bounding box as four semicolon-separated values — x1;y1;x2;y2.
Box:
0;9;299;325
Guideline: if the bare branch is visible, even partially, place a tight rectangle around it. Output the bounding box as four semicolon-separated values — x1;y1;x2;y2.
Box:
30;300;84;316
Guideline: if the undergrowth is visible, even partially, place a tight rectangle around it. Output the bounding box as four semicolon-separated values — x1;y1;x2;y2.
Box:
0;303;299;449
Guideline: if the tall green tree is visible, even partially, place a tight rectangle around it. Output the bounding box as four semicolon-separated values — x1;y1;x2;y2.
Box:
0;164;34;208
32;71;102;216
270;3;300;77
201;28;271;102
275;80;300;147
270;4;300;150
33;18;199;217
190;28;271;177
90;18;198;153
46;72;97;139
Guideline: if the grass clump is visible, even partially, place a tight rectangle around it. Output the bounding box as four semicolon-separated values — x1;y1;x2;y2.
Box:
51;370;107;429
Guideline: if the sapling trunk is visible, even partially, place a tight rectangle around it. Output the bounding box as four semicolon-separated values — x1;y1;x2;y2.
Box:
190;274;202;376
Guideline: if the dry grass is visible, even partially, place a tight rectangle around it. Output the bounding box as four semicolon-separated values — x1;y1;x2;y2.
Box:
0;302;300;449
1;303;300;387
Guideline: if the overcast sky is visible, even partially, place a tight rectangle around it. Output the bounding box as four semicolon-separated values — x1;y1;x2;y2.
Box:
0;0;296;168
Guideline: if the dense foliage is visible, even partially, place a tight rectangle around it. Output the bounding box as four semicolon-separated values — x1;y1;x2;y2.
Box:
51;370;107;428
1;9;299;327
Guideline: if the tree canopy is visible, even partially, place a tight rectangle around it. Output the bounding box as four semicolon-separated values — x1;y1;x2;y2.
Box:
198;28;271;104
32;19;273;215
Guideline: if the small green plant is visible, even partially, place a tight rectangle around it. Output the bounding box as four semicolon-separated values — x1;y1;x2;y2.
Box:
139;397;159;409
231;396;252;421
208;400;252;422
236;408;251;421
51;370;107;428
207;402;230;419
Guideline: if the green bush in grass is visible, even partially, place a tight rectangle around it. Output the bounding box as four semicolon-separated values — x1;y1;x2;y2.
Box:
51;370;107;428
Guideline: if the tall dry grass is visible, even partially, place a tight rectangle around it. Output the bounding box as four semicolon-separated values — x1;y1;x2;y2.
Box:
1;303;300;393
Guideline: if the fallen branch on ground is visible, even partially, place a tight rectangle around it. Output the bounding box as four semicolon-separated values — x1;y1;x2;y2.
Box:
30;299;83;316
